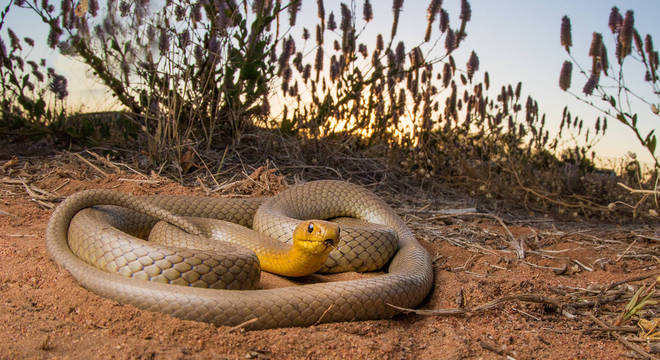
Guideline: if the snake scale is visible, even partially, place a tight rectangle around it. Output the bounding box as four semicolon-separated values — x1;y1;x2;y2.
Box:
46;180;434;329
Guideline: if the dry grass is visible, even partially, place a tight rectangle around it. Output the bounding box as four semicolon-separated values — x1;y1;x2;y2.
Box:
2;2;658;219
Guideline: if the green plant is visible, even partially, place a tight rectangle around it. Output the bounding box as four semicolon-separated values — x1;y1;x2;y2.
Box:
615;277;658;326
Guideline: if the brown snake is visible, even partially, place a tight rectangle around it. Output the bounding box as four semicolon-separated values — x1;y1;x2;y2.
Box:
46;180;434;329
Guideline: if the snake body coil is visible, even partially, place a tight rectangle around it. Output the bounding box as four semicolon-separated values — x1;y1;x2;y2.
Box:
46;180;433;329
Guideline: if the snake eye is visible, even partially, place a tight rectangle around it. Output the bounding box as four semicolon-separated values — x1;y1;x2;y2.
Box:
307;222;314;233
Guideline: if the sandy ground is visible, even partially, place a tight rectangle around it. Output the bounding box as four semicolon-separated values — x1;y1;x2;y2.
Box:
1;153;658;359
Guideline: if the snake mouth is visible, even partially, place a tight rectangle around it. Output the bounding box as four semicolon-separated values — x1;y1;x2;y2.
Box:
299;238;336;247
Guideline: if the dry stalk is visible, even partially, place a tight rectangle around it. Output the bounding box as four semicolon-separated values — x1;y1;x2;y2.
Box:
506;164;607;213
511;306;541;321
71;152;109;178
587;313;656;360
451;254;479;272
115;162;149;178
118;178;161;184
479;339;517;359
599;272;660;295
0;177;23;185
522;260;566;273
632;232;660;242
0;209;18;217
616;238;638;261
388;293;563;316
226;317;258;333
616;181;660;216
51;179;70;192
389;284;635;319
572;259;593;272
0;157;18;172
583;325;638;334
619;182;660;195
190;147;221;189
314;304;334;326
432;230;507;257
430;212;525;258
86;150;121;173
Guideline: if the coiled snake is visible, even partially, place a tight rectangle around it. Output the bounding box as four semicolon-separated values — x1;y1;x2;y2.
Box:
45;180;433;329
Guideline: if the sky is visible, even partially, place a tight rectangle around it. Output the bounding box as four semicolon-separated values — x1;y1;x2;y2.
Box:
3;0;660;167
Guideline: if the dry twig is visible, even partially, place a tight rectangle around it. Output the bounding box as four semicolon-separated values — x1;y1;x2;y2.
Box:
633;232;660;242
72;152;109;178
587;313;656;360
226;318;258;333
388;293;562;316
479;339;517;359
0;209;18;217
314;305;334;326
430;212;525;258
600;273;660;295
86;150;121;173
619;182;659;195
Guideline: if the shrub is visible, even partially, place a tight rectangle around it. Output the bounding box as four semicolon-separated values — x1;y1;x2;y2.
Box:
558;8;659;172
0;2;68;133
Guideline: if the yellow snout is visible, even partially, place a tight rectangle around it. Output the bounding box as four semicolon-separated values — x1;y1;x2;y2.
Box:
292;220;341;255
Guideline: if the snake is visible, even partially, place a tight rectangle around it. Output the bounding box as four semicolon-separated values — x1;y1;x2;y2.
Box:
45;180;434;329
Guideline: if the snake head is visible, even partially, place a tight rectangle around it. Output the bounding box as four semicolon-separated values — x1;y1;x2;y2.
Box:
292;220;341;255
